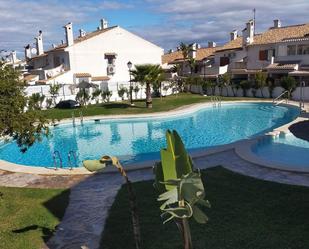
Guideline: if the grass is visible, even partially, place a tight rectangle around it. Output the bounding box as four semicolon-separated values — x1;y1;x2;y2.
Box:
41;93;257;120
100;167;309;249
0;187;70;249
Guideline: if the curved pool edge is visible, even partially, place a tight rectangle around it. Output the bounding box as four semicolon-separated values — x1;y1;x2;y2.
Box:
235;116;309;174
0;100;303;175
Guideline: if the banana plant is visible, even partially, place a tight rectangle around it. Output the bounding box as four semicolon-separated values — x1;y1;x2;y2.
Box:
84;156;142;249
154;130;210;249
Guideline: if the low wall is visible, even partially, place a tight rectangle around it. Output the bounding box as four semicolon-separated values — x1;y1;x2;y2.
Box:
190;84;309;101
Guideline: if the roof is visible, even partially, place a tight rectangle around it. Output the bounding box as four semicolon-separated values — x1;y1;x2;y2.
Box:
266;62;299;71
92;76;110;81
23;74;38;81
74;73;92;78
216;37;243;52
162;47;219;64
252;23;309;46
31;26;118;60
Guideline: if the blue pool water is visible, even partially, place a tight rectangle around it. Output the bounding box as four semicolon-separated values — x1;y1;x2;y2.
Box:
252;134;309;168
0;103;300;168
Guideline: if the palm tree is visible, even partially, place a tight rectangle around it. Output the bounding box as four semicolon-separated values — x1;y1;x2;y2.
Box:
179;42;193;60
131;64;164;108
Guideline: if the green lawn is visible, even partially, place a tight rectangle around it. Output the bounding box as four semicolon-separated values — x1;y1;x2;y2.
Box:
41;93;257;120
101;167;309;249
0;187;70;249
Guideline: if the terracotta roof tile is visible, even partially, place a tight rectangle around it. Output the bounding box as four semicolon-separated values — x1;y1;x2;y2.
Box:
23;74;38;81
92;76;110;81
74;73;92;78
252;24;309;45
30;26;118;60
162;47;220;64
216;37;244;52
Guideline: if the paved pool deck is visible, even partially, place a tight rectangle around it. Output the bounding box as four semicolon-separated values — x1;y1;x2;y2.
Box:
1;149;309;249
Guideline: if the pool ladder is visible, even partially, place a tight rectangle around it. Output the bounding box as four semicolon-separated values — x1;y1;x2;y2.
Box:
53;150;78;170
211;96;222;107
80;111;84;126
53;151;63;170
68;151;78;170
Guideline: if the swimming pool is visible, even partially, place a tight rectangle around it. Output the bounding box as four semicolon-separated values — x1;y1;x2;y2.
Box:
252;133;309;170
0;102;300;168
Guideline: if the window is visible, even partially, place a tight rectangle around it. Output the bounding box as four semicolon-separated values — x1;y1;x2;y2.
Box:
298;45;309;55
259;50;268;61
287;45;296;56
228;52;236;59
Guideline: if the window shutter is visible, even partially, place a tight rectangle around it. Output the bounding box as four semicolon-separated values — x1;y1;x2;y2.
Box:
259;50;268;61
220;57;230;66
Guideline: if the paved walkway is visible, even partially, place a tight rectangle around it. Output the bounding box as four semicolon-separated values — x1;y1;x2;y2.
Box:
1;150;309;249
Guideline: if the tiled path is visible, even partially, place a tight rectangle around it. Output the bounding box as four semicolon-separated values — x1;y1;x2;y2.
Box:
1;150;309;249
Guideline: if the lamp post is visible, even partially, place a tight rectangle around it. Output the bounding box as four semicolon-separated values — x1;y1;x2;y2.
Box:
127;61;133;106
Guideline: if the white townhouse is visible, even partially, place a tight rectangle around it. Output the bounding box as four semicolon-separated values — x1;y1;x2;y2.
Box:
245;20;309;84
162;42;220;79
23;19;164;101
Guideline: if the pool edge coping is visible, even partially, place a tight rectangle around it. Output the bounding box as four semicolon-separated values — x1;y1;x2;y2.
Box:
0;100;305;175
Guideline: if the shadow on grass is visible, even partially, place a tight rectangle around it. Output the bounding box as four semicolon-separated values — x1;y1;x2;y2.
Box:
11;189;70;244
100;103;144;109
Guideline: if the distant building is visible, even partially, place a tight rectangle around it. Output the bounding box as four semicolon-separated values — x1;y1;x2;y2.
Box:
23;19;163;101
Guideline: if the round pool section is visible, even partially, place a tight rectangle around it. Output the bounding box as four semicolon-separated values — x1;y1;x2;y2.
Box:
0;103;300;168
252;133;309;170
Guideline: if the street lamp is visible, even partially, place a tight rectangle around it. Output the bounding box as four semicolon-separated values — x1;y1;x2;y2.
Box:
202;59;207;80
127;61;133;105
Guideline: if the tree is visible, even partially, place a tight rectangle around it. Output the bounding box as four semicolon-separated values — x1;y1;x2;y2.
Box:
45;98;53;109
76;89;90;107
240;80;251;97
0;62;48;152
117;86;127;101
49;83;61;106
131;64;164;108
179;42;193;60
281;76;297;99
254;72;267;98
101;90;112;103
133;85;140;99
28;93;45;110
218;73;231;96
91;89;101;104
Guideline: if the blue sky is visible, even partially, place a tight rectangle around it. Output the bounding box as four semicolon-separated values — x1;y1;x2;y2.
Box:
0;0;308;57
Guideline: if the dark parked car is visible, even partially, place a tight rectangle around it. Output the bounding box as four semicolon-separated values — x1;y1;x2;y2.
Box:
55;100;79;109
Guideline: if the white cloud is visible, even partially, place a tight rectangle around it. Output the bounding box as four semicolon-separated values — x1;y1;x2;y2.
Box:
139;0;309;50
0;0;132;55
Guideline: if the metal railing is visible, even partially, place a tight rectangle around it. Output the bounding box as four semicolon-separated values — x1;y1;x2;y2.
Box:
72;112;76;127
273;91;289;105
211;96;222;107
68;151;78;170
80;111;84;126
53;151;63;170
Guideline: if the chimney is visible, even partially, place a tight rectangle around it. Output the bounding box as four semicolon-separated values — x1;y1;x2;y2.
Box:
79;29;86;37
100;19;108;29
52;44;56;48
274;19;281;28
168;49;174;53
230;30;238;41
35;30;44;55
208;41;216;48
11;51;17;64
196;43;201;49
24;44;31;60
190;43;197;59
242;19;254;46
64;22;74;46
61;40;64;44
